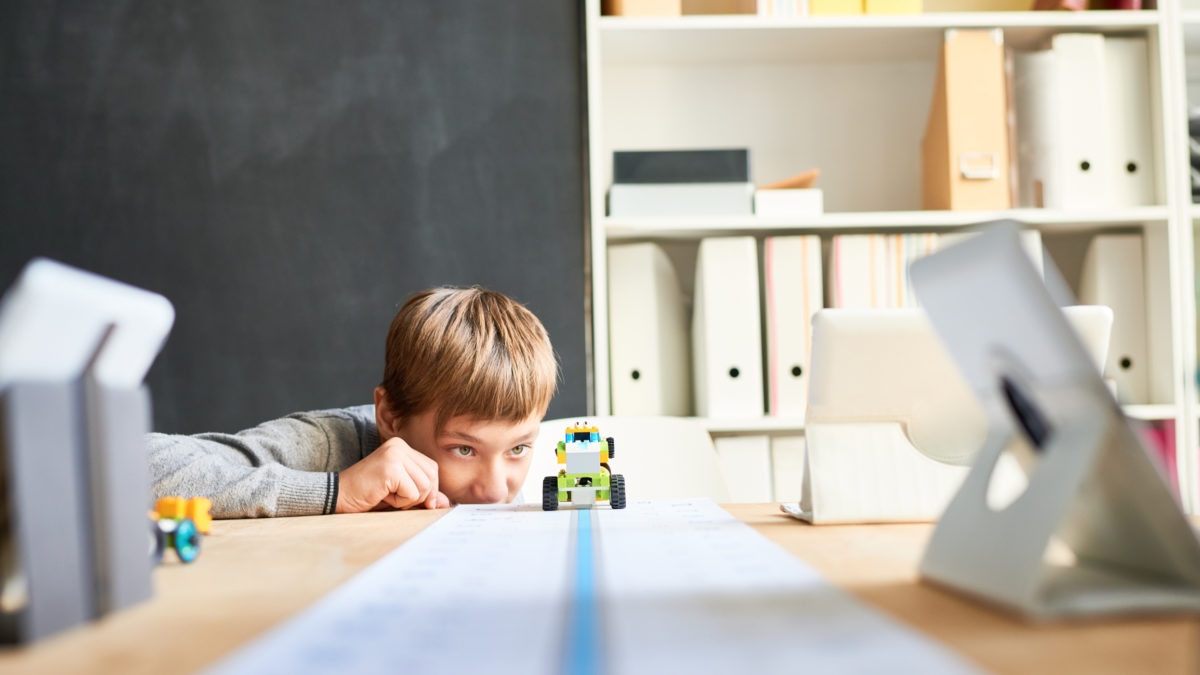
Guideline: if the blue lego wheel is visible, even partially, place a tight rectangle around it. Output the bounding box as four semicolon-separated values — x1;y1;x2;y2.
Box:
172;518;201;563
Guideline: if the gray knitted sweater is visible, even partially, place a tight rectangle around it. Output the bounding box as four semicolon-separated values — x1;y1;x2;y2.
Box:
146;405;380;518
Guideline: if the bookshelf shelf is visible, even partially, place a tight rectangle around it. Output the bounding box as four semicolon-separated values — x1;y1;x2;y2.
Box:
705;417;806;435
599;12;1161;65
702;404;1170;435
1123;404;1178;421
605;207;1170;240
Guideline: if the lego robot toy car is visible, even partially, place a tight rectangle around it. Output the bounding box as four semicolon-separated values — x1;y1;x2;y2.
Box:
542;423;626;511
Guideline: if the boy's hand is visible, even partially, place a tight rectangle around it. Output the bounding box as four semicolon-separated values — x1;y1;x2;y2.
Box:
336;437;450;513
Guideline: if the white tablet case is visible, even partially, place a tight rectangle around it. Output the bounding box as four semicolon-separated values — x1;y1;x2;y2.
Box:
910;221;1200;619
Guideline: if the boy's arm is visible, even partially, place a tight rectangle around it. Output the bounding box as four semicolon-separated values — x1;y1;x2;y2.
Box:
147;407;377;518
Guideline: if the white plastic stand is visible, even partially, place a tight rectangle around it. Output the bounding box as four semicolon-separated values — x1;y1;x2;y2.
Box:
911;220;1200;619
919;385;1200;618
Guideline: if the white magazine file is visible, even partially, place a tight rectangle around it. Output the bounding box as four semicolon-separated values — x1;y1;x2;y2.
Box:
1105;37;1157;208
607;243;691;416
910;220;1200;619
762;235;823;417
1013;34;1113;210
692;236;764;419
1079;233;1150;404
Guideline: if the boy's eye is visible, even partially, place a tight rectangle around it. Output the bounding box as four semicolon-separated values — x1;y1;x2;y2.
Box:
510;445;529;457
454;446;475;457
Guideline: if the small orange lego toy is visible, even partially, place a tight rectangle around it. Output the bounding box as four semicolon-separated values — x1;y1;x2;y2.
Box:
155;496;213;534
151;496;212;564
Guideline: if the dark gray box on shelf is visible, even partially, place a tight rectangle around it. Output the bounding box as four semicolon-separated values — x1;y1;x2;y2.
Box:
613;149;750;184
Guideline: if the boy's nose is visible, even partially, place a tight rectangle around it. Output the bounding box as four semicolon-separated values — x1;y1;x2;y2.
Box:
472;466;509;503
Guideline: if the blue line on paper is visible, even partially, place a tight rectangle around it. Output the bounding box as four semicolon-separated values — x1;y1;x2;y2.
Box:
565;509;602;675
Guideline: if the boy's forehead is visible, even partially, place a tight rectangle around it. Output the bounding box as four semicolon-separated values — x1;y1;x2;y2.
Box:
437;413;541;442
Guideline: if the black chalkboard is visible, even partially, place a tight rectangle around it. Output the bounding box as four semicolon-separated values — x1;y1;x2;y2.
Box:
0;1;590;433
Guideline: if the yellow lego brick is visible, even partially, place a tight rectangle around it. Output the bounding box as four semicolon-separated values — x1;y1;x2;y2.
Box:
864;0;920;13
186;497;213;534
810;0;863;14
156;496;187;520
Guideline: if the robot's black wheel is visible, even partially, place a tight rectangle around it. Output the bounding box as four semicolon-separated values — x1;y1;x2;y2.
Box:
610;474;626;510
542;475;559;511
606;436;615;459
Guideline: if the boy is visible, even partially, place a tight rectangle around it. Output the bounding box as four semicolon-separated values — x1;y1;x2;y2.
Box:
147;286;559;518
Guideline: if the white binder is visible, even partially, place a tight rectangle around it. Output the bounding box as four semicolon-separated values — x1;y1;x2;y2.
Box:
692;236;764;418
1013;34;1112;209
714;435;773;502
1105;37;1156;208
762;235;823;417
607;243;692;416
1079;234;1149;404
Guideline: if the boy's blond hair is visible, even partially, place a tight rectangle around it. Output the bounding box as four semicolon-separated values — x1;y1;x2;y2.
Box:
380;287;558;432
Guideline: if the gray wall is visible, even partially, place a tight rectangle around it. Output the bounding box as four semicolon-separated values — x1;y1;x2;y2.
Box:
0;1;590;433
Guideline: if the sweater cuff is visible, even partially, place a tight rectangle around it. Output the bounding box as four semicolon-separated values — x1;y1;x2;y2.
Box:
276;470;339;517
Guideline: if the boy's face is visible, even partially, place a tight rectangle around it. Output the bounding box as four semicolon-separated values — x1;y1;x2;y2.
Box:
391;406;541;506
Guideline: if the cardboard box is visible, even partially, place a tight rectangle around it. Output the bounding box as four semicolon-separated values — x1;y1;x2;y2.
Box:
603;0;682;16
921;29;1012;210
603;0;756;16
683;0;758;13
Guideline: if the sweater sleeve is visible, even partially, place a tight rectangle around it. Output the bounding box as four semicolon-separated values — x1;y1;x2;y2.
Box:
146;406;379;518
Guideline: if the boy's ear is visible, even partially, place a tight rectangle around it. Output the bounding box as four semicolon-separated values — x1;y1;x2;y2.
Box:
373;386;401;440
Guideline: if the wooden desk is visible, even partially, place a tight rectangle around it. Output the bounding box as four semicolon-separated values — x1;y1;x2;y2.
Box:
1;504;1196;674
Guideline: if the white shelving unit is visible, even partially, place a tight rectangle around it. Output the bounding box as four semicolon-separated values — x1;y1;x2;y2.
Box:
583;0;1200;512
1181;0;1200;515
